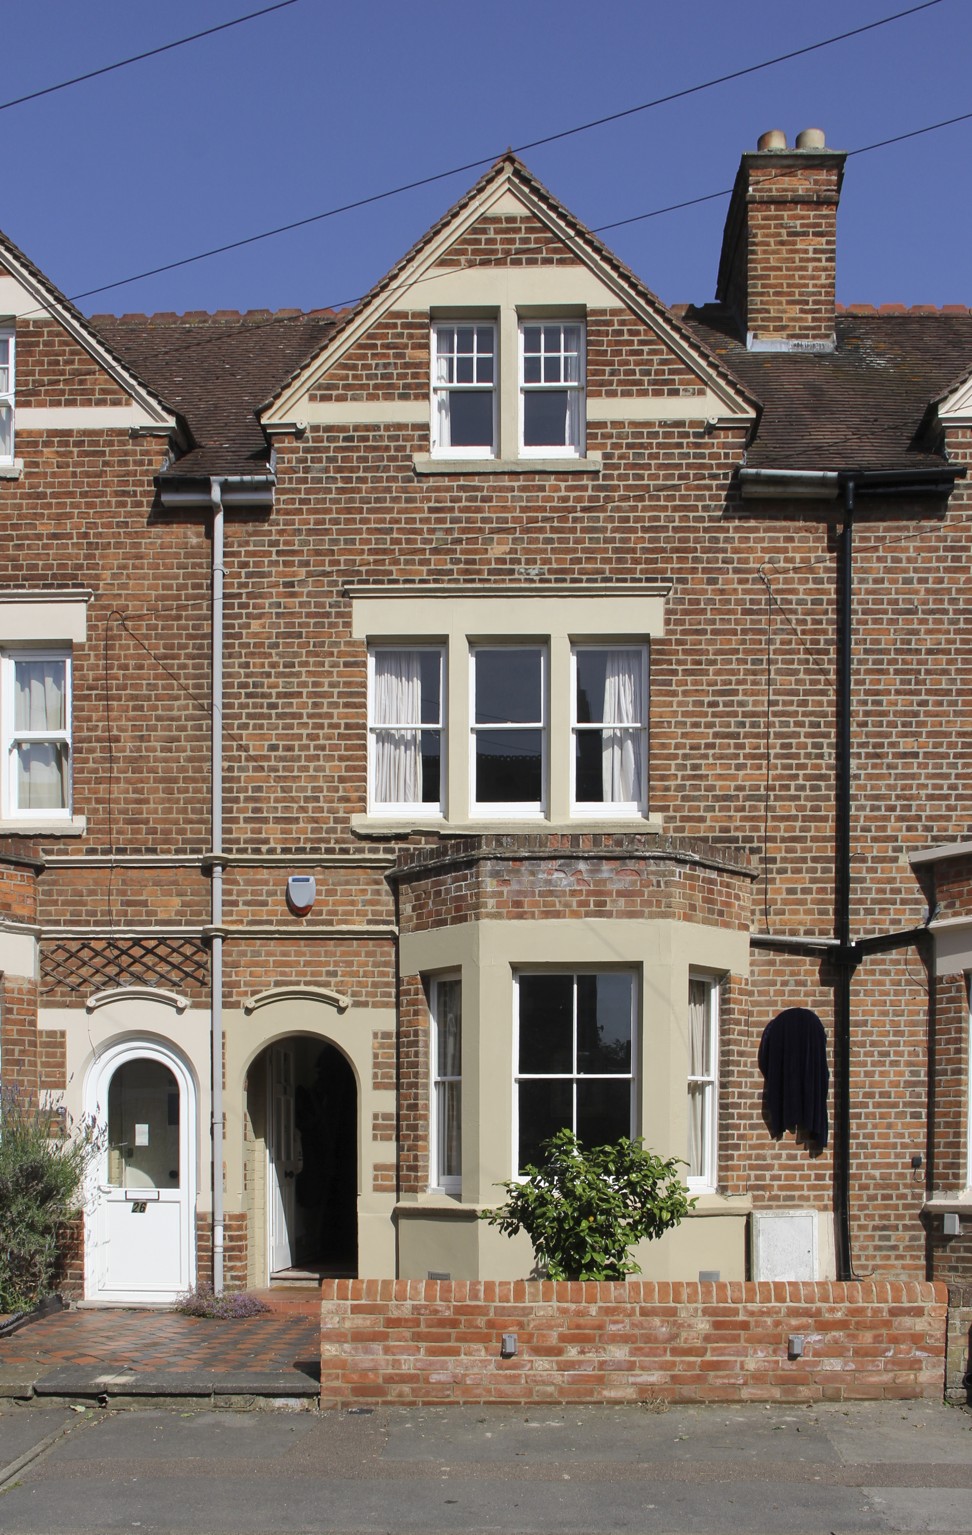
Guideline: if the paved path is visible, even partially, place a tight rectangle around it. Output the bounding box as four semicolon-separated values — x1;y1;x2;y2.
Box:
0;1307;320;1403
0;1398;970;1533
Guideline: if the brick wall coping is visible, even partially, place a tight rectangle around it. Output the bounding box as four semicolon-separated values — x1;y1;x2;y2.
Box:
0;848;46;873
389;834;755;884
321;1278;947;1306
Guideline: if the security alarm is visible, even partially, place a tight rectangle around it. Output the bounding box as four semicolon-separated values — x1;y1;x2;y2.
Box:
286;874;316;916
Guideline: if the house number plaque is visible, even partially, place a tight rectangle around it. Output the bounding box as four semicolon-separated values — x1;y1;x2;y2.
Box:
131;1201;148;1214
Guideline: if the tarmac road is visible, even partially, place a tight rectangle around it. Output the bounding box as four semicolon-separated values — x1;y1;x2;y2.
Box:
0;1397;970;1534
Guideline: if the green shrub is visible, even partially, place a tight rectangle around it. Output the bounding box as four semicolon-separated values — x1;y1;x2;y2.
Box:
481;1128;694;1280
0;1084;102;1314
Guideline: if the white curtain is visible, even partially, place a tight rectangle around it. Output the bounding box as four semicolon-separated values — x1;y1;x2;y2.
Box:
601;649;643;803
687;980;708;1179
373;651;422;804
15;658;67;810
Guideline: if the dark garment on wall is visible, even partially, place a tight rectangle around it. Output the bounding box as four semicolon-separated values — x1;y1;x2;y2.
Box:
758;1007;829;1150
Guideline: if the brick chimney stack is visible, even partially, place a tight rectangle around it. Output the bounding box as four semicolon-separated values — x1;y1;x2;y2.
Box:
716;128;847;352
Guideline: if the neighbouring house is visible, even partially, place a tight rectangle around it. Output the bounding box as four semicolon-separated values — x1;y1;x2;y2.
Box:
0;126;970;1305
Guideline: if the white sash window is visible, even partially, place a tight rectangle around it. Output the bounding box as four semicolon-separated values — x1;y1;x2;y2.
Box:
3;650;72;817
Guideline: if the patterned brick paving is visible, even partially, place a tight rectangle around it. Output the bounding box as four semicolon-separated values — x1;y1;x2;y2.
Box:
0;1307;319;1383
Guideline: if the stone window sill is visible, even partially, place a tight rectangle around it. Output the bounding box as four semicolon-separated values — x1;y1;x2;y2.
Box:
0;815;86;837
413;454;602;476
352;814;664;839
0;460;24;480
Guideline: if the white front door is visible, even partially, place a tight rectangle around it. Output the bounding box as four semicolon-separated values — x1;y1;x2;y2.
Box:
268;1045;298;1273
86;1044;195;1303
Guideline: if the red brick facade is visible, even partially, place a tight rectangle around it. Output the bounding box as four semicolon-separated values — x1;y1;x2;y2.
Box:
1;140;970;1326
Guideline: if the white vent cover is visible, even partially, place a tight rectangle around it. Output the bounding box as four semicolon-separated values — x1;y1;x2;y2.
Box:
751;1210;818;1281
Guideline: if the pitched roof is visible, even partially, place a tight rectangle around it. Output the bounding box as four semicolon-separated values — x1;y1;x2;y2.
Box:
91;308;341;476
682;306;972;473
263;153;758;420
0;225;174;425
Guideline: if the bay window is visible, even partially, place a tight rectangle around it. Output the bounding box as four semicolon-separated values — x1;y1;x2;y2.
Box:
687;975;719;1191
515;971;635;1172
430;975;462;1193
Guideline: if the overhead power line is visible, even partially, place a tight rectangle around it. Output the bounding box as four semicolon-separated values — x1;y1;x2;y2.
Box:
66;0;944;302
0;0;300;115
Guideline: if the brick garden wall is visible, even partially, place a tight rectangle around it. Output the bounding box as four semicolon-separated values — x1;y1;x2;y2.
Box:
319;1279;948;1407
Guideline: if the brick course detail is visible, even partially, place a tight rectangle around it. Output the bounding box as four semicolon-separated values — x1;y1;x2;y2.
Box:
319;1279;948;1407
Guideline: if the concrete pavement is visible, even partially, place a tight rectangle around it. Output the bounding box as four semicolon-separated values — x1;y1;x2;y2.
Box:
0;1397;970;1533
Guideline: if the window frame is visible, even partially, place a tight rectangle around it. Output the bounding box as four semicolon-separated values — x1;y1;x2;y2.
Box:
0;329;14;464
469;642;548;819
429;973;462;1195
367;644;445;818
518;320;586;459
513;968;637;1176
686;973;720;1193
570;642;648;817
430;321;497;459
1;647;73;822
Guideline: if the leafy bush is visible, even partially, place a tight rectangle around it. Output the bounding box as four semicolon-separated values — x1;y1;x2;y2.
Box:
0;1084;102;1314
481;1128;694;1280
174;1282;271;1319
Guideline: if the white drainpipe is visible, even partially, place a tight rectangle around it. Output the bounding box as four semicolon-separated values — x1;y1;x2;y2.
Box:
210;478;225;1294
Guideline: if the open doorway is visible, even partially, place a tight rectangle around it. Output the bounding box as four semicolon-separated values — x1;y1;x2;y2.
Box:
246;1037;357;1281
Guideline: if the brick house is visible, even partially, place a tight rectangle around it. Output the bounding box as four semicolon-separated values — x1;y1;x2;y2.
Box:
0;126;970;1304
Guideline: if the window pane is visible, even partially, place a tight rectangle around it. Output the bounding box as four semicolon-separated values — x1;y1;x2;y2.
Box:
687;1083;706;1179
574;730;603;802
438;1081;461;1178
475;648;541;724
417;652;441;725
16;743;68;810
436;979;462;1076
420;731;441;804
576;651;608;724
447;390;493;447
523;390;571;447
475;729;542;802
0;403;11;459
576;973;632;1073
519;974;573;1073
576;1077;631;1148
107;1059;180;1191
518;1079;572;1171
15;658;66;731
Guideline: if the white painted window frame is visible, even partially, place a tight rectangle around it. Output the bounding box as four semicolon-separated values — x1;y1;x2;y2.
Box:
512;969;637;1177
570;642;648;817
686;972;720;1193
430;972;462;1195
366;644;445;818
430;321;497;459
1;647;73;821
518;320;585;458
469;643;547;819
0;329;14;463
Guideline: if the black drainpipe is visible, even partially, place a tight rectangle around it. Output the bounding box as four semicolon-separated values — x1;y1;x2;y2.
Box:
833;477;857;1281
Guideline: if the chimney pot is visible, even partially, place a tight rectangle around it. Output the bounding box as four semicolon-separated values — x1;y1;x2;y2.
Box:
795;127;827;150
757;129;788;151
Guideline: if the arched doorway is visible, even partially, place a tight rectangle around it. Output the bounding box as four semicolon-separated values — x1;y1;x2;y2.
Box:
246;1038;357;1280
84;1038;196;1302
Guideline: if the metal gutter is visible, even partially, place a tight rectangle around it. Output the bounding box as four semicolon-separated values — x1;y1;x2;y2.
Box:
209;479;225;1294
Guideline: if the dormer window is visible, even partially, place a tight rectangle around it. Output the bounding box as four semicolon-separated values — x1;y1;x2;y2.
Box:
431;323;496;456
0;330;13;463
520;322;584;455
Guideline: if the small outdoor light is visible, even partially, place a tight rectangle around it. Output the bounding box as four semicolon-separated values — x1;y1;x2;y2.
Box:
286;873;316;917
787;1334;806;1360
500;1333;518;1358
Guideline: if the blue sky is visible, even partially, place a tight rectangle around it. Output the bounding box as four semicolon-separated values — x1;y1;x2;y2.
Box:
4;0;970;318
